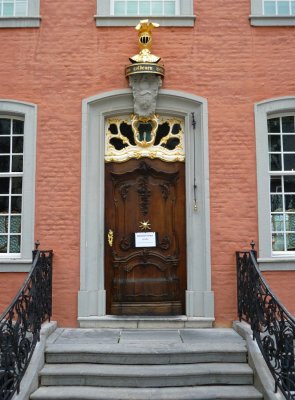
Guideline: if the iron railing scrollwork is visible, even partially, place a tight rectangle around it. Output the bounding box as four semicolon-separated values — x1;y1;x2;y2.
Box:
0;248;53;400
237;247;295;400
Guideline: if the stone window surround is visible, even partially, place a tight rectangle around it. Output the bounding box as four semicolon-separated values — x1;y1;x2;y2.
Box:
0;100;36;272
250;0;295;26
0;0;40;28
255;96;295;271
78;89;214;319
95;0;195;26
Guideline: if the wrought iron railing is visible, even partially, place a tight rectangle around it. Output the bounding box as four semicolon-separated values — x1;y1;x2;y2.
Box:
237;245;295;400
0;247;53;400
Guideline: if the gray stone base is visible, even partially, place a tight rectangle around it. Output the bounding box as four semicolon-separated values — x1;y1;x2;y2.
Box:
78;290;106;317
186;290;215;317
78;289;214;322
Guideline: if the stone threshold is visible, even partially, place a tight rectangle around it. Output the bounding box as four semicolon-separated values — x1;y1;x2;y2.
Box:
78;316;215;329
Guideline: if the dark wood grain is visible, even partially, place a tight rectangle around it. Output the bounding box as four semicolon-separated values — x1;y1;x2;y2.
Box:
105;158;186;315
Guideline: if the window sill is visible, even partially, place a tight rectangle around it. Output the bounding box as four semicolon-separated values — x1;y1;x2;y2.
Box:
0;259;32;272
0;16;41;28
94;15;195;27
258;257;295;271
250;15;295;26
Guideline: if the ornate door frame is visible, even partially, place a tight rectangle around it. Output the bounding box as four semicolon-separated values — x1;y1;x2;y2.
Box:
78;89;214;319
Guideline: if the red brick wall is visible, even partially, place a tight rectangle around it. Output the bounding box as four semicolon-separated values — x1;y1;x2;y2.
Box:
0;0;294;326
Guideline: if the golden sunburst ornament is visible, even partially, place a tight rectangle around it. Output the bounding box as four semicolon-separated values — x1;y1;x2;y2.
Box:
139;220;151;230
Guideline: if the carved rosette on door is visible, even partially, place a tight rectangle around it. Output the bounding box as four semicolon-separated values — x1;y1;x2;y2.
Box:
105;115;186;315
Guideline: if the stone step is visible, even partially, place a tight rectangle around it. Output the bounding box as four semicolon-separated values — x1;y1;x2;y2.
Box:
78;316;214;329
45;342;247;364
31;385;263;400
40;363;253;387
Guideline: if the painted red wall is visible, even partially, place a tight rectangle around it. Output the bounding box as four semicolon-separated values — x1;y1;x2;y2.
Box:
0;0;294;326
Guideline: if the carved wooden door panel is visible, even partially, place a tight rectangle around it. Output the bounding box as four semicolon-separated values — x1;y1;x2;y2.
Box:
105;158;186;315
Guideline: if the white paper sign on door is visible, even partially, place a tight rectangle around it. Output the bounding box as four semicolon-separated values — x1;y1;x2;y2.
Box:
135;232;156;247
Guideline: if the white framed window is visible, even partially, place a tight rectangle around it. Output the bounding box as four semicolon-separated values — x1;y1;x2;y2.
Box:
250;0;295;25
263;0;295;15
0;100;36;272
0;0;28;17
0;116;24;257
95;0;194;26
255;97;295;270
112;0;179;16
268;114;295;253
0;0;40;28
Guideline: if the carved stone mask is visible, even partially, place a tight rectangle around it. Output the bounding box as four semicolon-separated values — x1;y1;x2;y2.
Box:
129;73;162;117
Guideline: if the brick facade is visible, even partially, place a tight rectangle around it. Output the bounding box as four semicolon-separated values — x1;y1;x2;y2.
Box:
0;0;294;326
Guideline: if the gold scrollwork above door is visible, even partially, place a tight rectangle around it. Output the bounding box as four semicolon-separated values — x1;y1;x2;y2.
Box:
105;114;185;163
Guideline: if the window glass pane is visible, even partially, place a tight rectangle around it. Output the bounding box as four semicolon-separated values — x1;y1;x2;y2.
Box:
286;214;295;231
0;197;9;213
271;194;283;211
282;116;294;132
264;1;276;15
270;175;282;192
12;155;23;172
139;1;150;14
268;135;281;152
277;1;290;14
0;156;10;172
269;154;282;171
291;1;295;14
11;196;22;213
0;119;11;135
15;1;27;16
283;135;295;151
3;3;14;16
9;235;20;253
0;236;8;253
285;194;295;211
0;216;8;233
13;120;24;135
10;215;21;233
272;214;284;231
0;137;11;154
11;177;22;194
151;1;163;14
284;154;295;171
127;1;138;15
0;178;9;194
284;175;295;192
114;1;125;15
12;136;23;153
164;1;175;15
286;233;295;250
268;117;280;133
272;233;284;251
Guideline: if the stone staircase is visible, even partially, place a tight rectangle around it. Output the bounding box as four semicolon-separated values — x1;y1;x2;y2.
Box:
30;328;263;400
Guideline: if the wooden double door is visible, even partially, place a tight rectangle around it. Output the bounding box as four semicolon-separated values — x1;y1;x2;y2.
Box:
105;158;186;315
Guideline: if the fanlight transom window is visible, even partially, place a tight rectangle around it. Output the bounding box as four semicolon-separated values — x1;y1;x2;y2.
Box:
105;114;184;162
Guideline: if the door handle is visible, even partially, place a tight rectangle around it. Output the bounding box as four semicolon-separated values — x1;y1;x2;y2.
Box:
107;229;114;247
